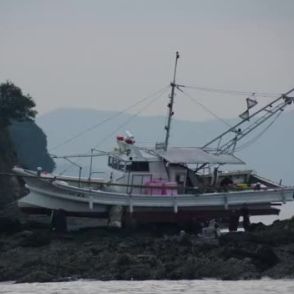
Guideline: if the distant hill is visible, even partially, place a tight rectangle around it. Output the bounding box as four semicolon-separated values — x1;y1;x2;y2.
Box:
36;108;294;185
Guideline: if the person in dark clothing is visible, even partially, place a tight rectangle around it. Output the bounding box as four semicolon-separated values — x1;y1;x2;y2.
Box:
51;209;67;233
220;176;234;191
241;205;251;231
228;209;240;232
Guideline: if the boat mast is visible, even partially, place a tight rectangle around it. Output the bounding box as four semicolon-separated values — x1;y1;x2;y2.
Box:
164;51;180;151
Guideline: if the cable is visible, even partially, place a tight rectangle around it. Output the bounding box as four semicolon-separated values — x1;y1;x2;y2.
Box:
92;87;169;149
178;88;233;128
181;84;280;98
56;87;169;176
49;85;169;152
234;110;283;152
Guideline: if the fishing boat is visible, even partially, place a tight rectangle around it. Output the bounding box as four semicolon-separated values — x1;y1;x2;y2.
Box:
14;52;294;229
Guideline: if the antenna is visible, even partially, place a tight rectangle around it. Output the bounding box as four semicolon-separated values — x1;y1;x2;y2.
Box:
164;51;180;150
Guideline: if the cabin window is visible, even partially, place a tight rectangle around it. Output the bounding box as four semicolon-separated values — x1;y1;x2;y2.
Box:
176;174;186;184
126;161;149;172
108;157;149;172
108;157;126;171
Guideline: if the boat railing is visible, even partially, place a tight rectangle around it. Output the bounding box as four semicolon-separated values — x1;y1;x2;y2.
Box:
10;169;280;197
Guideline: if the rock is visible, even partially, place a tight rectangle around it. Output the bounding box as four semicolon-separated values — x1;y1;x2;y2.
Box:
0;216;22;234
255;245;279;269
120;264;153;280
17;270;54;283
249;222;267;232
251;229;294;246
220;246;256;260
218;257;259;280
0;219;294;282
116;253;136;267
219;232;252;245
19;230;51;247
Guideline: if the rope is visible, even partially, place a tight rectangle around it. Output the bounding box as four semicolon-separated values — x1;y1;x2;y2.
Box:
178;88;232;128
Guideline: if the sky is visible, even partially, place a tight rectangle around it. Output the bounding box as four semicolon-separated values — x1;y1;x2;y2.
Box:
1;0;294;121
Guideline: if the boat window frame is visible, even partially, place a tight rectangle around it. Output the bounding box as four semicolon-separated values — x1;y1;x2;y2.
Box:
108;156;128;171
108;156;150;172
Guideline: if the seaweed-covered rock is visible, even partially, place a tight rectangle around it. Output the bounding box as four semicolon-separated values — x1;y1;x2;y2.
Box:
18;230;51;247
0;216;22;234
0;220;294;282
17;270;54;283
255;245;279;269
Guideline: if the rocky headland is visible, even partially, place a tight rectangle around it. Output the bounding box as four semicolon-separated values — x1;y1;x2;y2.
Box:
0;218;294;283
0;82;293;283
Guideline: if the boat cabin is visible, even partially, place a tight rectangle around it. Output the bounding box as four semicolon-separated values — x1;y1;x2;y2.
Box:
107;136;247;195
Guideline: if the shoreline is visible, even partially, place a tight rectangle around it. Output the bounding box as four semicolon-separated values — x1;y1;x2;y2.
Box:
0;218;294;283
1;279;294;294
1;277;294;285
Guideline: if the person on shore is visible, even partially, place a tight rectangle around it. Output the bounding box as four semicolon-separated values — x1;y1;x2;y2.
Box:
241;205;251;231
228;209;240;232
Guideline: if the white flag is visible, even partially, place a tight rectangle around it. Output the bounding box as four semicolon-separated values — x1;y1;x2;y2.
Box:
246;97;258;109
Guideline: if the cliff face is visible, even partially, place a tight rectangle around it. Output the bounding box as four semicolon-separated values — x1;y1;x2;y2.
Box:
0;127;18;213
9;120;55;173
0;120;54;215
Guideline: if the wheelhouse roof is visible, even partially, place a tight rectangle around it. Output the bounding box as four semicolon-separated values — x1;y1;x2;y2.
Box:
156;147;244;165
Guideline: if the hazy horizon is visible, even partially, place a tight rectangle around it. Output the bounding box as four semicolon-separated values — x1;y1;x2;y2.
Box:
36;104;294;124
1;0;294;121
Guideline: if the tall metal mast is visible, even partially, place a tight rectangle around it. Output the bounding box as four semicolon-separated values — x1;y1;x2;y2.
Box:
164;51;180;150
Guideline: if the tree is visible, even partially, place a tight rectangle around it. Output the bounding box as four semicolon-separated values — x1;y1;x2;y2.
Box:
0;81;37;127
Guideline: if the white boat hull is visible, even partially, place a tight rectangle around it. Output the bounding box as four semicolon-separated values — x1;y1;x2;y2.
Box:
16;168;294;219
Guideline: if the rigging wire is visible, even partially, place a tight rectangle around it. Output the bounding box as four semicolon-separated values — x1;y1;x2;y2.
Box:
234;110;283;152
49;85;170;152
49;83;280;152
92;87;169;149
180;84;280;98
56;87;169;176
178;88;233;128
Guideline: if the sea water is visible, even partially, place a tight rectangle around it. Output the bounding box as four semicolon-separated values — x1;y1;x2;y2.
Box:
1;280;294;294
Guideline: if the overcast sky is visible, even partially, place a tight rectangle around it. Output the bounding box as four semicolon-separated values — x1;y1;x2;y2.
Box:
1;0;294;121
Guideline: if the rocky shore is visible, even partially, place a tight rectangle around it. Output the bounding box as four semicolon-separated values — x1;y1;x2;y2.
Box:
0;217;294;283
